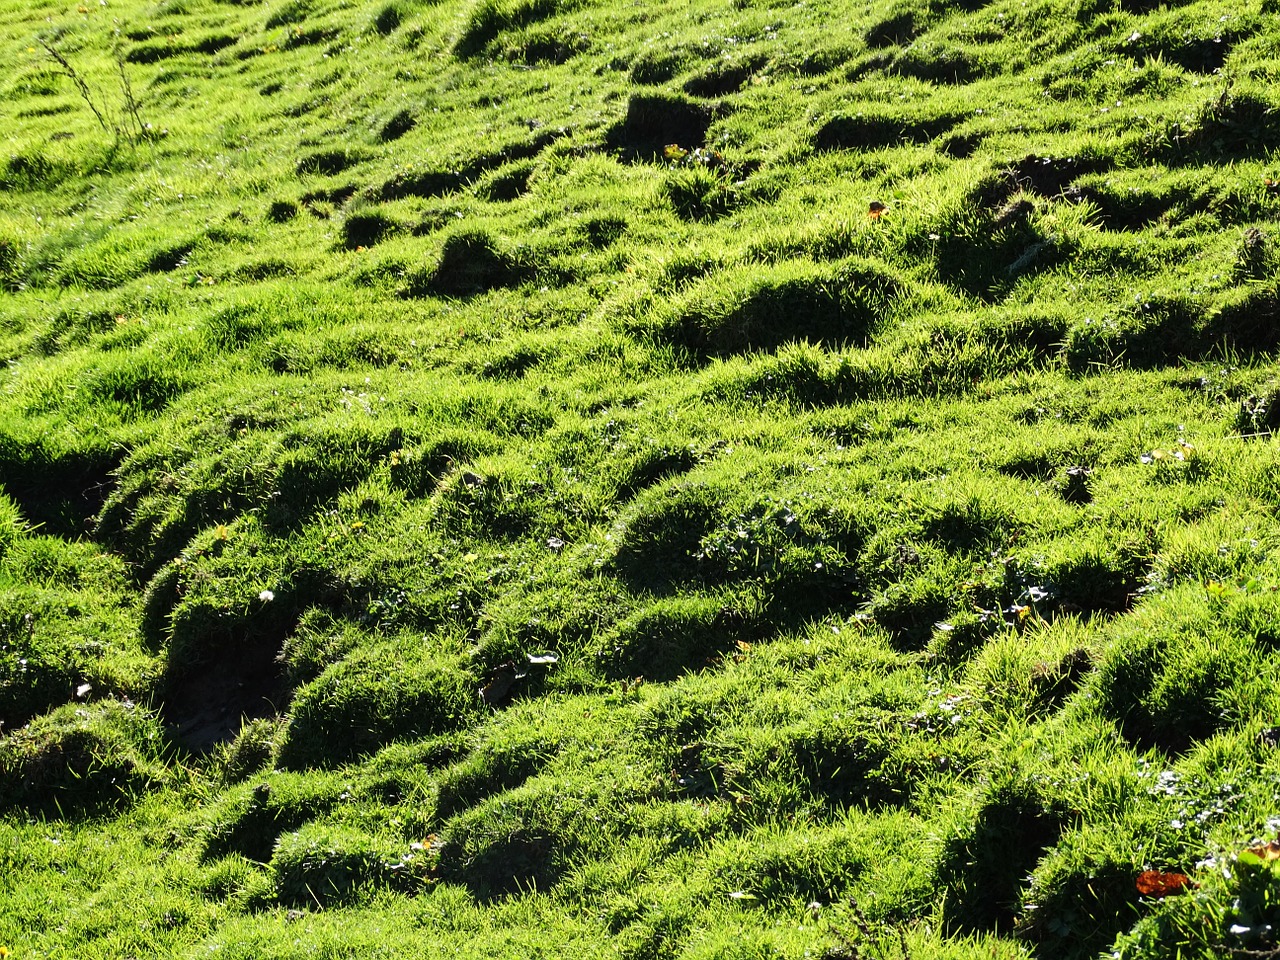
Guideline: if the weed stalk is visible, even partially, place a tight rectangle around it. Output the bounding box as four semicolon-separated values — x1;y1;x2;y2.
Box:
38;38;152;149
115;47;148;144
39;38;112;136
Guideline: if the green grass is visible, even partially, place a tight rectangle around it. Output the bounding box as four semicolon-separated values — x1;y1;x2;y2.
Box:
2;0;1280;956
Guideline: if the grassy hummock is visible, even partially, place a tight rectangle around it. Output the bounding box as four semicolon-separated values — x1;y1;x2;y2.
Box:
2;0;1280;956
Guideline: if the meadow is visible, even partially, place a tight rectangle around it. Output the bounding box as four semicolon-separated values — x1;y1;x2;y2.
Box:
2;0;1280;955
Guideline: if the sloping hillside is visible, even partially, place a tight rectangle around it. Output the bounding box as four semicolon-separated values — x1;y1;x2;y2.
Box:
2;0;1280;956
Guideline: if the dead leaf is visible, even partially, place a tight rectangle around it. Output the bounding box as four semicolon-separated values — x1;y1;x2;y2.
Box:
1244;840;1280;861
1136;870;1193;897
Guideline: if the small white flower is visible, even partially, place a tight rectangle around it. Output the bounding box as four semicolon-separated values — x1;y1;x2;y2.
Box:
259;589;275;602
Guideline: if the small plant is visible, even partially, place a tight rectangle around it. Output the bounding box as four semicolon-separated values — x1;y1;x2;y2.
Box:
662;144;745;221
824;898;912;959
1236;383;1280;438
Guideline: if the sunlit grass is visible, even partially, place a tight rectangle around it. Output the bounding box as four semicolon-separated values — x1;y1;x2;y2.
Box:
2;0;1280;956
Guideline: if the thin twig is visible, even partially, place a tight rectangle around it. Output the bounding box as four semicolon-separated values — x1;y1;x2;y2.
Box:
1223;942;1280;959
39;38;112;136
115;47;147;143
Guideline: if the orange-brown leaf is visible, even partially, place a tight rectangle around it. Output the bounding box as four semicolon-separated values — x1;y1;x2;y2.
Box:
1136;870;1192;897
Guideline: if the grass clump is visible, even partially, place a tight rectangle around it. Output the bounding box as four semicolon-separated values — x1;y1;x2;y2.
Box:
271;820;433;904
0;699;168;817
201;770;347;862
407;228;537;298
454;0;577;58
641;257;905;358
278;635;478;768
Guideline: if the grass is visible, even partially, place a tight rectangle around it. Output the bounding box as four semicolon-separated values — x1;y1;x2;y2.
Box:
2;0;1280;956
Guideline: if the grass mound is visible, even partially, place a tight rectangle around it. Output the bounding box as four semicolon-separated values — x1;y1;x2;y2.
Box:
279;638;478;768
644;257;904;357
0;700;168;817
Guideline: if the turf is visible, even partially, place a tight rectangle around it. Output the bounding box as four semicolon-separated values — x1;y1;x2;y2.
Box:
2;0;1280;956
